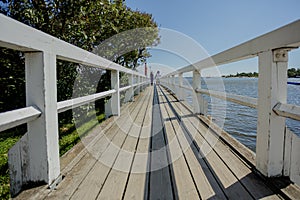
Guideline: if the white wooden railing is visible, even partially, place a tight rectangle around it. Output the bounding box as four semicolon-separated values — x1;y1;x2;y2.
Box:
0;14;148;195
161;19;300;186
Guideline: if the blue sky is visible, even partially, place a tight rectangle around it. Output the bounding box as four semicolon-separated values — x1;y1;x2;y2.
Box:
127;0;300;76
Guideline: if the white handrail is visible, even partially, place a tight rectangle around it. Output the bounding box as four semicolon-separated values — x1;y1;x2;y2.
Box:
164;19;300;77
273;102;300;121
196;88;258;109
0;14;145;77
57;89;116;113
0;106;41;132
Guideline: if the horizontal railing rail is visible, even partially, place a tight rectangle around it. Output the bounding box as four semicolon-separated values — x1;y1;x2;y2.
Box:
57;89;116;113
273;102;300;121
160;19;300;186
196;88;257;109
0;14;143;76
167;82;300;121
0;14;149;195
164;19;300;77
0;106;41;132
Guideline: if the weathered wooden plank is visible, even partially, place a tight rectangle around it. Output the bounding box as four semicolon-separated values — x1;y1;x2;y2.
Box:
96;88;152;199
123;89;153;200
70;120;129;200
68;88;151;200
162;88;278;199
162;104;222;198
59;99;136;178
44;89;149;199
46;125;119;200
163;87;281;199
174;95;256;166
159;87;227;199
158;91;200;199
148;86;174;200
160;87;253;199
95;138;136;199
167;87;300;200
13;115;118;200
186;117;280;199
68;126;129;200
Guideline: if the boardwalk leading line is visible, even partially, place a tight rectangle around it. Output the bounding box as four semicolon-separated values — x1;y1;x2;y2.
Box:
148;85;176;199
16;85;287;199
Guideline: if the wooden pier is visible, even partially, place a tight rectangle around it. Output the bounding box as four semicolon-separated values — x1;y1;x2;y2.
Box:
15;86;298;199
1;14;300;199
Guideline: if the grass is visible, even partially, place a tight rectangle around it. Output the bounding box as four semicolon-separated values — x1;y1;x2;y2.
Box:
59;113;105;156
0;112;105;199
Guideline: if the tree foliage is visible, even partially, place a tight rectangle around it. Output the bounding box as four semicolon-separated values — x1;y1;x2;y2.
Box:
287;68;300;78
0;0;159;112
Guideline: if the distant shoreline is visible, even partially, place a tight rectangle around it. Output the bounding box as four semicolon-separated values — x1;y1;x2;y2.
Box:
221;68;300;78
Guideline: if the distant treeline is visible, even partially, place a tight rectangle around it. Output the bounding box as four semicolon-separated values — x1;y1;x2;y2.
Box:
288;68;300;78
222;68;300;78
222;72;258;78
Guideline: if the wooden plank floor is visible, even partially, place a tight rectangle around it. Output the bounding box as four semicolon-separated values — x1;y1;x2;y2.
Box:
16;85;284;200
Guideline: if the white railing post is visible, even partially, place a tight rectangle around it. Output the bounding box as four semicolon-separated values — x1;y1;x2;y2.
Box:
25;52;60;183
125;73;134;102
171;75;175;93
111;70;120;116
192;70;207;115
137;76;141;94
256;49;289;177
178;73;184;100
9;52;60;195
192;70;201;114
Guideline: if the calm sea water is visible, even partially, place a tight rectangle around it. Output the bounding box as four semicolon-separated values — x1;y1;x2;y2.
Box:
183;77;300;152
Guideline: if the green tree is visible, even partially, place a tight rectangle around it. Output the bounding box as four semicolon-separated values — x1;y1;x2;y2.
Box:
0;0;159;110
288;68;299;78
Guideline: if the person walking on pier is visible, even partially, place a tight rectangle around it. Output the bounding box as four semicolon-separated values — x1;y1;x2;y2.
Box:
155;70;161;85
150;71;154;86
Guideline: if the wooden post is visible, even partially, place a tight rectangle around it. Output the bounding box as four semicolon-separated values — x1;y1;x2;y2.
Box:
192;70;201;114
142;77;145;91
178;73;184;101
192;70;207;115
8;52;60;195
137;76;141;94
26;52;60;183
256;49;288;177
111;70;120;116
125;73;134;102
171;75;175;93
